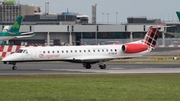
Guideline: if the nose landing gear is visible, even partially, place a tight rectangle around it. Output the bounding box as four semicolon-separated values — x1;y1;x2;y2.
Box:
12;65;17;70
3;62;17;70
12;63;17;70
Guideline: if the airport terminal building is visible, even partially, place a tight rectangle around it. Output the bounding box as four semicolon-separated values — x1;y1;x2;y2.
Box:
0;2;180;47
2;22;179;47
1;16;180;47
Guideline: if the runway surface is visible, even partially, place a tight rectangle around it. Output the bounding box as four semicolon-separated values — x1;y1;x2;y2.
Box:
152;47;180;52
1;62;180;75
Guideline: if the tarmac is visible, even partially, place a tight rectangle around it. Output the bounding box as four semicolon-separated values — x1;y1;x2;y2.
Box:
0;62;180;75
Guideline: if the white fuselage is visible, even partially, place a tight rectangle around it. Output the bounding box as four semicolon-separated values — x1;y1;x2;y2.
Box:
2;45;151;63
0;36;15;41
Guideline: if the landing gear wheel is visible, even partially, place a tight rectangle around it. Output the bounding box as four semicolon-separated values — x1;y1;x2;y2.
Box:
83;63;92;69
85;64;91;69
12;66;17;70
99;64;106;69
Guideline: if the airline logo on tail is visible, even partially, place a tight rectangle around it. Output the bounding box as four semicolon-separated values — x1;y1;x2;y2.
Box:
12;22;20;29
142;25;166;49
142;26;159;49
8;16;22;33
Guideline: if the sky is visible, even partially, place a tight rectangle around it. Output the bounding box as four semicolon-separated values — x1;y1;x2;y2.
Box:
19;0;180;24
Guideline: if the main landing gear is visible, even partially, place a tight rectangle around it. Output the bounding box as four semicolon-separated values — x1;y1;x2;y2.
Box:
99;61;106;69
83;63;91;69
99;64;106;69
83;62;106;69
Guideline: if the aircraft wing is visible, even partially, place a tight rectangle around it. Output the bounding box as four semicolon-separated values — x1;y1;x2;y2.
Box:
21;32;35;35
15;34;35;38
64;55;119;62
9;31;35;37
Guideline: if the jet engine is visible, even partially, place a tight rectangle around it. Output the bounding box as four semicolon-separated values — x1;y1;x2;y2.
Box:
122;44;148;53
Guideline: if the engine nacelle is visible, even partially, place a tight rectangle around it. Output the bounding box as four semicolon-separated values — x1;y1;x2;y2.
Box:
122;44;148;53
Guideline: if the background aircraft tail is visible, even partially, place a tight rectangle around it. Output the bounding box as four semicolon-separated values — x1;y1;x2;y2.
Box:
8;16;22;33
176;12;180;21
142;26;162;49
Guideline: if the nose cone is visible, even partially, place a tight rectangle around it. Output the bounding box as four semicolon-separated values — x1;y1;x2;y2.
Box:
2;55;13;62
1;53;21;62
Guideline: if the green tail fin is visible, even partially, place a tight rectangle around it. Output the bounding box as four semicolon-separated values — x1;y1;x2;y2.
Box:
8;16;22;32
176;12;180;21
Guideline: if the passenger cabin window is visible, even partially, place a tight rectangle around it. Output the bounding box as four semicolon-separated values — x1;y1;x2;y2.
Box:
88;50;90;52
48;51;50;53
62;51;64;53
57;51;59;53
84;50;86;52
75;50;77;53
52;51;54;53
16;49;23;53
71;50;73;53
43;51;45;54
115;49;117;51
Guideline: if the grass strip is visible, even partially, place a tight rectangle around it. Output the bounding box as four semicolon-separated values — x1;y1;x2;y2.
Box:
0;74;180;101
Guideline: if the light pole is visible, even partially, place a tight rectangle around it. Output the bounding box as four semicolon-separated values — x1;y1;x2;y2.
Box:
107;13;109;24
116;12;118;24
102;13;104;24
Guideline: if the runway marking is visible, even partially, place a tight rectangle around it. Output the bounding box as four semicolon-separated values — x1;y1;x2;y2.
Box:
42;68;180;74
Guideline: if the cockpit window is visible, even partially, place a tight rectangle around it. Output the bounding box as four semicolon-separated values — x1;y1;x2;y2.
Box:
23;50;28;54
16;49;23;53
